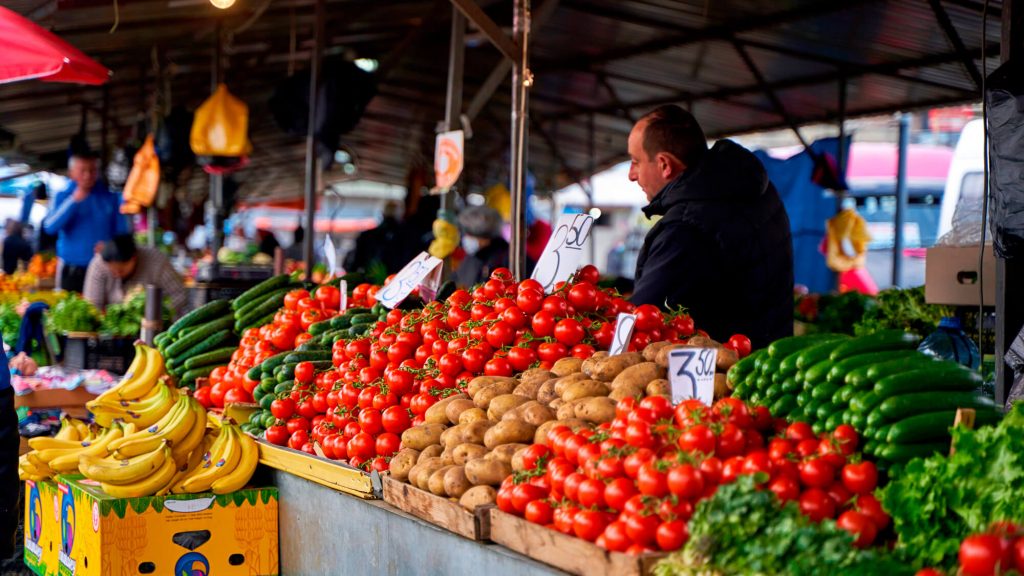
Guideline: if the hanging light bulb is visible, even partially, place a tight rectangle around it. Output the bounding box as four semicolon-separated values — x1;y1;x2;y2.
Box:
210;0;235;9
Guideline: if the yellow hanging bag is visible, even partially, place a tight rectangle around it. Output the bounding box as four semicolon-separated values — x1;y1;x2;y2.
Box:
121;134;160;215
190;84;252;157
824;208;871;273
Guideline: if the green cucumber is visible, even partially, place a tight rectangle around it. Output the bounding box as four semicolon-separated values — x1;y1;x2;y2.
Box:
866;409;887;429
260;394;276;410
754;375;771;393
872;366;983;397
804;398;824;422
331;315;354;330
165;315;234;358
283;350;333;364
247;365;263;381
796;388;813;407
167;299;231;338
826;350;918;386
348;313;378;325
762;384;784;406
728;349;765;383
836;385;858;405
864;353;936;381
235;288;291;329
875;391;996;423
180;365;218;387
863;439;879;455
767;333;846;359
278;364;296;382
795;337;850;371
874;424;893;442
231;274;291;311
850;390;881;414
238;311;278;334
170;329;235;366
770;395;797;417
850;412;867;430
810;381;841;401
262;412;277;428
804;358;837;386
887;409;1002;444
778;351;804;377
829;330;921;362
183;347;236;370
878;442;949;462
154;332;172;348
274;381;293;394
260;351;295;375
780;377;801;394
815;400;839;422
824;410;845;431
308;319;334;336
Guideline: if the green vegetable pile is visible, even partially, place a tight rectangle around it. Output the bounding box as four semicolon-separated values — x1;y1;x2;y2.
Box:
0;303;21;347
45;293;101;334
879;403;1024;570
654;475;911;576
854;287;952;337
99;290;173;337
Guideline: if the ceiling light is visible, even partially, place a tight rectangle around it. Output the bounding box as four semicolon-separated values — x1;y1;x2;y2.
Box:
210;0;235;9
354;58;378;73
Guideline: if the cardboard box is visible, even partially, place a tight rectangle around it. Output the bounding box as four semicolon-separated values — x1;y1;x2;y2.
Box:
925;244;996;306
32;475;279;576
23;479;59;576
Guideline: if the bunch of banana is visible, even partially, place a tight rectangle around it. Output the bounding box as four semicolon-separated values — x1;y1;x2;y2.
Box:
92;343;167;405
172;422;258;495
18;417;97;481
54;416;90;442
87;377;174;429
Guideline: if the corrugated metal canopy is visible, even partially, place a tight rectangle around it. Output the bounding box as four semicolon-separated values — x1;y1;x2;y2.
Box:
0;0;1002;201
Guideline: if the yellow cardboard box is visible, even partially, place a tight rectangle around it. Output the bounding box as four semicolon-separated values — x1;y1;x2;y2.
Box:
23;479;60;576
49;475;278;576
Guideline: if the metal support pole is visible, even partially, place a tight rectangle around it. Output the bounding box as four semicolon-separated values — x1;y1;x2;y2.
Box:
100;85;109;166
509;0;531;280
834;77;847;291
209;22;224;279
440;9;465;278
586;112;596;266
303;0;325;280
141;285;163;345
893;112;911;287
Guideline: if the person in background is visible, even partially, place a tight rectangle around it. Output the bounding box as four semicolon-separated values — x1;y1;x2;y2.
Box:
19;181;45;225
82;234;189;318
452;205;510;288
44;151;130;293
626;105;793;349
344;201;406;274
257;229;280;258
0;346;16;565
2;220;32;275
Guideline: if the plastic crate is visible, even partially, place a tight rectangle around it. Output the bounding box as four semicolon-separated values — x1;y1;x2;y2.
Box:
61;332;135;374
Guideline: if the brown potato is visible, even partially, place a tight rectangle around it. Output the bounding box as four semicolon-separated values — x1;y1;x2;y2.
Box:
717;347;739;372
411;457;444;490
488;443;528;465
402;423;447;451
483;420;537;449
428;465;456;495
548;398;565;411
686;335;719;348
581;351;609;376
487;394;531;421
646;379;671;397
536;380;560;406
513;379;545;400
452;443;488;465
443;465;472;498
439;447;455;466
389;448;420;482
440;425;462;450
417;444;443;463
609;384;644;401
562;380;611;402
611;362;665;390
424;394;469;425
588;352;644;381
458;420;494;446
553;373;590;396
534;419;592;445
464;457;513;486
575;396;617;424
643;341;673;362
551;357;584;377
714;373;730;400
459;485;497;511
655;344;687;368
503;401;555;426
445;399;477;425
473;381;518;410
518;368;554;389
458;408;487;425
556;400;580;420
466;376;517;398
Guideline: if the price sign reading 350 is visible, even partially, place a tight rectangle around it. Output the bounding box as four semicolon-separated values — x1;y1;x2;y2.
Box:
377;252;443;309
667;347;718;406
531;213;595;292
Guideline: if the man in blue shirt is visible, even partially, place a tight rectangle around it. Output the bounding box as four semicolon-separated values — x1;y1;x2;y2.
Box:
43;152;130;293
0;346;15;561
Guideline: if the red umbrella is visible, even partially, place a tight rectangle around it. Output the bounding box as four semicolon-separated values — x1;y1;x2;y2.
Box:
0;6;110;85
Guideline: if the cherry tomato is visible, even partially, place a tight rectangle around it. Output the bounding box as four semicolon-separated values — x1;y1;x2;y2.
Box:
667;464;704;499
284;289;310;311
633;304;664;332
799;488;837;522
678;424;715;454
375;432;401;457
567;282;599;312
347;432;376;460
624;513;660;547
837;510;878;548
841;461;878;495
265;424;288;445
655;520;688;551
484;357;513;377
524;499;553;525
799;458;835;489
553;318;586;347
381;405;412;434
725;334;752;358
854;494;890;530
314;285;341;310
271;398;296;420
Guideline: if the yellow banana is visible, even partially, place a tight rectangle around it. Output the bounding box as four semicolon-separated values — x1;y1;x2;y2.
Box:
211;432;258;494
19;469;48;482
171;401;208;467
25;452;52;473
108;392;186;452
47;427;126;474
90;381;174;429
95;343;148;403
159;434;210;497
35;446;87;464
180;425;242;494
100;447;176;498
19;455;51;477
54;418;80;441
173;426;231;494
113;395;196;459
121;422;137;436
79;440;168;484
114;345;165;400
71;419;90;439
27;437;86;451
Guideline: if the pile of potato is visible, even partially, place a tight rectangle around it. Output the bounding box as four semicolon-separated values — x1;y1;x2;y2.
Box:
389;338;739;513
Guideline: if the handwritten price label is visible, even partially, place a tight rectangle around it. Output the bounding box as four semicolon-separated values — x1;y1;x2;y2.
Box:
667;347;718;406
339;280;348;311
323;235;338;276
608;313;636;356
377;252;443;309
531;213;595;293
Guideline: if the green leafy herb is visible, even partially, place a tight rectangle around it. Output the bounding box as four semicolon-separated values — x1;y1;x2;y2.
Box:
655;475;912;576
854;286;952;337
99;290;173;337
45;293;101;334
0;303;21;347
879;404;1023;570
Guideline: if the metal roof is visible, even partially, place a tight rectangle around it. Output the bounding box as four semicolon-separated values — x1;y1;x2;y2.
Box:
0;0;1002;201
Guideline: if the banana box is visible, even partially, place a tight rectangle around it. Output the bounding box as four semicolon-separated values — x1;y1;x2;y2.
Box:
51;475;278;576
24;479;60;576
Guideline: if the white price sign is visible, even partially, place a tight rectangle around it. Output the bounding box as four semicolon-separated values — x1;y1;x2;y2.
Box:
667;347;718;406
608;313;636;356
323;235;338;276
377;252;443;309
338;280;348;311
531;213;595;293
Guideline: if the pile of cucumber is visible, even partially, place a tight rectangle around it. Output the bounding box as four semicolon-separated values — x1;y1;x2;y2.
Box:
231;274;305;334
302;303;389;347
155;299;238;388
729;330;1000;465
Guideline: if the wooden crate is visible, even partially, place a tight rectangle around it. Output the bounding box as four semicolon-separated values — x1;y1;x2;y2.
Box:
381;475;491;541
488;508;666;576
256;438;379;499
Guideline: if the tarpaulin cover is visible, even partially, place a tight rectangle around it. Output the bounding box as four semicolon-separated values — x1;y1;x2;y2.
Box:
985;60;1024;259
0;6;109;85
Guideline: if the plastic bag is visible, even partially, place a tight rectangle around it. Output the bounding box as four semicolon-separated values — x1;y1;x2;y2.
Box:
121;134;159;215
190;84;252;157
824;209;871;273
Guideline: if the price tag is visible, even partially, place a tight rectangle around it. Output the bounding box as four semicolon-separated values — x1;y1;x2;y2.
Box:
323;235;338;276
608;313;636;356
434;130;464;191
531;213;595;292
339;280;348;311
667;347;718;406
377;252;443;309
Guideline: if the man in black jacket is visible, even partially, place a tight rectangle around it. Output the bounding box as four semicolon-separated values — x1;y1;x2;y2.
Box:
627;105;793;349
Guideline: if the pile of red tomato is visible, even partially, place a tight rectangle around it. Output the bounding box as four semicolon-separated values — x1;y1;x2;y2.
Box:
494;396;889;554
263;266;704;469
924;523;1024;576
194;284;345;409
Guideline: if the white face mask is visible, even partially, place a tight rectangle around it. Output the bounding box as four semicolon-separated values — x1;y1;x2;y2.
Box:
462;236;481;255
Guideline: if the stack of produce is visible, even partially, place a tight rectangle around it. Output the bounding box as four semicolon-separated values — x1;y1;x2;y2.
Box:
156;299;238;388
100;289;173;337
729;331;999;465
18;416;93;480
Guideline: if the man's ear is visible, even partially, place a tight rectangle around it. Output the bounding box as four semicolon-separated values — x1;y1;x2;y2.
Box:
657;152;684;179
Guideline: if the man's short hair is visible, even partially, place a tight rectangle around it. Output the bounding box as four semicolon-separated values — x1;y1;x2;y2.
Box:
68;151;99;169
101;234;137;263
638;105;708;167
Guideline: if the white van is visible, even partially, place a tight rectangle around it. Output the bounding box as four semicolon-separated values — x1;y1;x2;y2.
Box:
937;119;985;240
